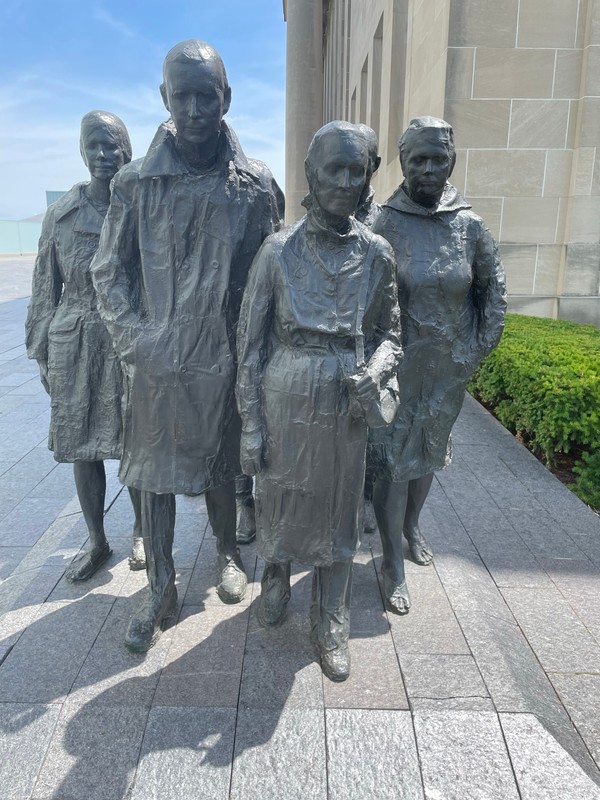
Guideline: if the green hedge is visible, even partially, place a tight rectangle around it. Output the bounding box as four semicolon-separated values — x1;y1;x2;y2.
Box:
468;313;600;509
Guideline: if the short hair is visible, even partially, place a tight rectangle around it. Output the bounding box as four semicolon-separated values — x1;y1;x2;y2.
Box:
79;111;132;164
162;39;229;91
398;116;455;167
305;120;367;175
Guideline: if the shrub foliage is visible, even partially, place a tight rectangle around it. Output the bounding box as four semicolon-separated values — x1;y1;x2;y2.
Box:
468;314;600;509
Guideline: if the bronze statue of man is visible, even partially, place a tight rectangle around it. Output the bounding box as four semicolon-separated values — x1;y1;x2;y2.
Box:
368;116;506;614
91;40;281;652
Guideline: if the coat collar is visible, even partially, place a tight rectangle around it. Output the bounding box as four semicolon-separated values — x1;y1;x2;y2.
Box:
139;118;251;179
384;181;471;217
53;183;105;234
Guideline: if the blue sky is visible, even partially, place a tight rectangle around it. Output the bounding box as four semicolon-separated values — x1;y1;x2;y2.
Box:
0;1;287;218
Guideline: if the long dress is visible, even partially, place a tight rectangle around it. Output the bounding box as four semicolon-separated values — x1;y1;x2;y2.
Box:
25;183;123;462
368;182;507;482
236;214;402;567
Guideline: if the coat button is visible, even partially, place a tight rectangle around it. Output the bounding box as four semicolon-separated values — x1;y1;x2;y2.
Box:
180;366;187;373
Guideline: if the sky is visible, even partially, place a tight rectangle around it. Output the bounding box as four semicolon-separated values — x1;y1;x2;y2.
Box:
0;1;287;219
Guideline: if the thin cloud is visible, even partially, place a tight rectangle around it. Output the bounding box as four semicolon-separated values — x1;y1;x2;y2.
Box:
93;7;137;39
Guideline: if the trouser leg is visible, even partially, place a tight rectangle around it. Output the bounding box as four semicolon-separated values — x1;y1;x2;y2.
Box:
310;560;353;652
258;561;291;626
127;486;142;538
235;474;256;544
125;490;177;653
142;490;176;598
205;480;237;557
206;480;247;603
363;470;377;533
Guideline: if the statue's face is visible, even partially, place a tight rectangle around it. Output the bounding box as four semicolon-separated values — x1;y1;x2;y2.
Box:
161;58;230;148
310;132;368;219
402;135;452;205
81;122;127;181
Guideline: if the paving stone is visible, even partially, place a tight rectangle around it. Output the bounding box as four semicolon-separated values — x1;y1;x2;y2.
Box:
27;462;76;500
245;605;315;656
154;605;247;708
414;710;520;799
501;586;600;673
0;597;113;702
387;563;471;655
47;535;136;602
239;648;323;710
433;550;515;623
130;707;235;800
410;696;496;711
0;546;27;580
0;702;61;799
14;511;86;572
550;674;600;770
421;478;481;555
326;709;423;799
33;702;148;800
323;637;408;710
66;596;174;707
0;563;64;614
231;709;327;800
458;609;599;775
0;496;72;547
401;653;489;700
539;557;600;644
501;713;600;798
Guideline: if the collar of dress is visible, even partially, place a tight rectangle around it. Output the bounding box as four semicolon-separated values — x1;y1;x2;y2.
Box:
384;182;472;217
305;209;360;244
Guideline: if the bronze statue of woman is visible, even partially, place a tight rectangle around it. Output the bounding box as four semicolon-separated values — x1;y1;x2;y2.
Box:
236;121;402;681
26;111;144;582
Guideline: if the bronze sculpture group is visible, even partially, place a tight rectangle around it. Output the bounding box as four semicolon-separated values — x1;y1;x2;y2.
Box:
26;39;506;681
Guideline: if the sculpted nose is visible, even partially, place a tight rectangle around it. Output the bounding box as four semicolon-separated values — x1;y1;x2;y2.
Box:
189;95;201;118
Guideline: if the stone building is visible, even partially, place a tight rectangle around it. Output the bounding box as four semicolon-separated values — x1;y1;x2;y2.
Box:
283;0;600;324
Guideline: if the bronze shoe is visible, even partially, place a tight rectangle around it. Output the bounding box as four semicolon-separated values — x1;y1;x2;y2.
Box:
320;644;351;682
124;586;177;653
65;542;112;583
216;553;247;604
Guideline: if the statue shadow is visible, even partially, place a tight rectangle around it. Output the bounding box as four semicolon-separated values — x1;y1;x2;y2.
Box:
31;554;390;799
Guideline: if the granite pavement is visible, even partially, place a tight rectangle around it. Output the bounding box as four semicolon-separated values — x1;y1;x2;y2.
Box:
1;255;600;799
